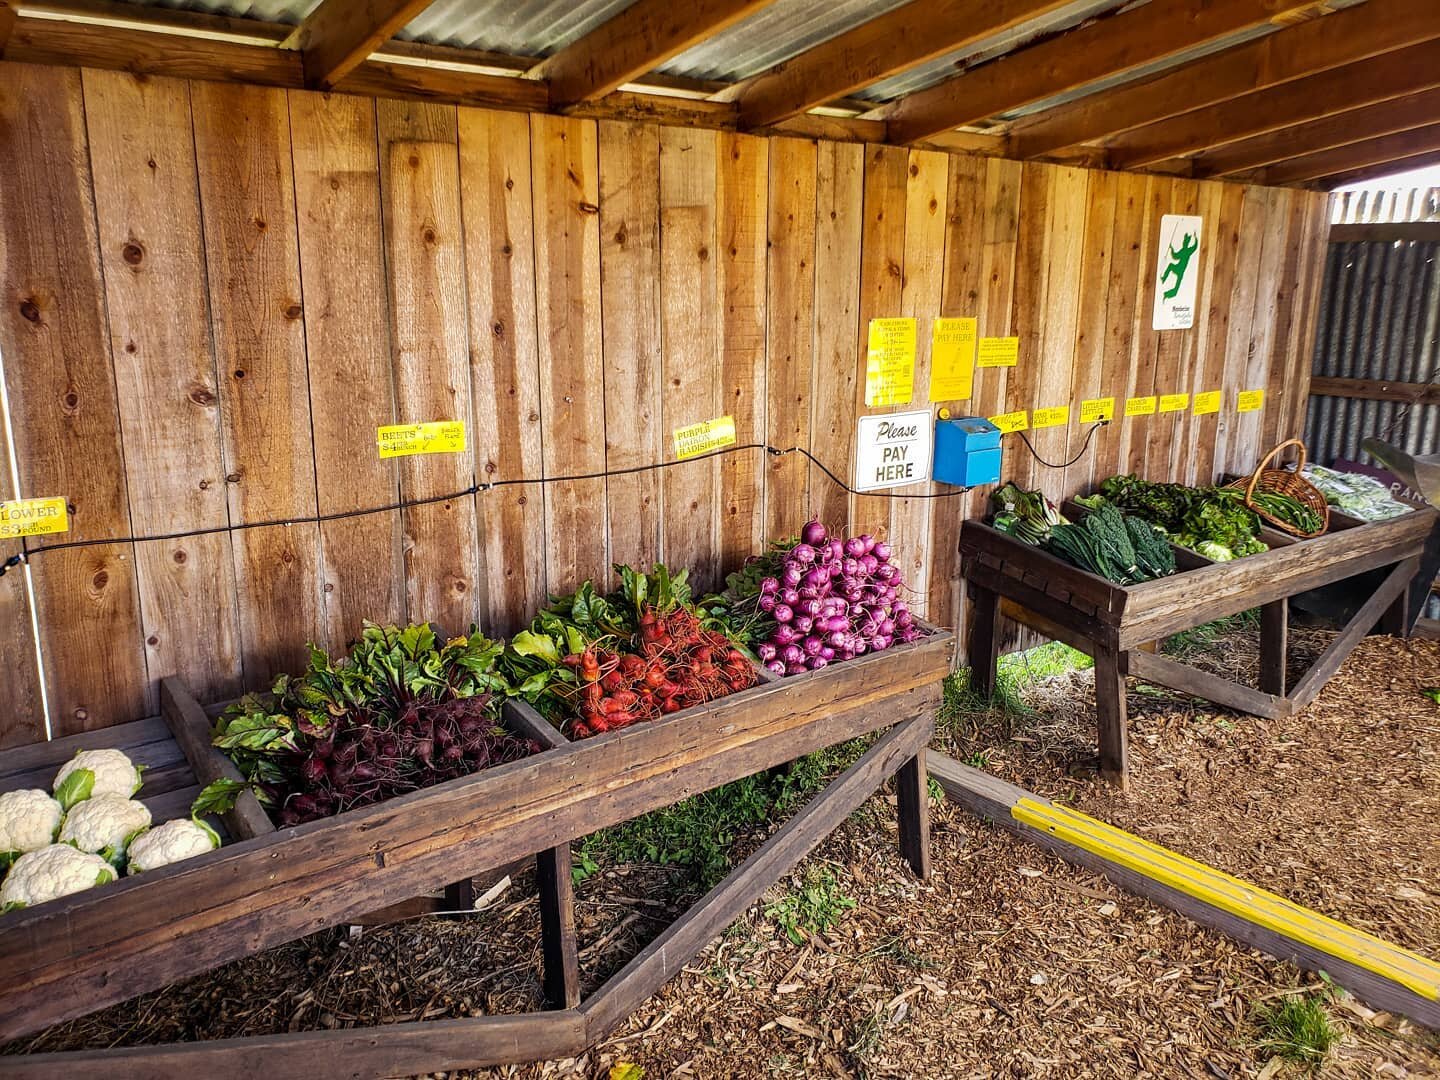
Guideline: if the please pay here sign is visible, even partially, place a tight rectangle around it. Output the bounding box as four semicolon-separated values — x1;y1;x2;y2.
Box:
854;410;934;493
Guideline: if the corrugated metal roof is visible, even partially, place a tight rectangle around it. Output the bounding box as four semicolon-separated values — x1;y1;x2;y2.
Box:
856;0;1132;103
398;0;637;55
656;0;910;83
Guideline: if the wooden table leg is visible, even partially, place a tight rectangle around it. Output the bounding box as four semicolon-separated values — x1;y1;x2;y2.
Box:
443;877;475;911
968;585;1001;699
1381;579;1412;638
1094;646;1129;789
894;747;931;879
536;842;581;1009
1259;597;1288;696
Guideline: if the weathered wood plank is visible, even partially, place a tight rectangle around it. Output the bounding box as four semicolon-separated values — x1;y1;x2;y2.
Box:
458;107;547;634
765;136;818;540
598;120;663;572
532;113;607;594
288;89;405;650
158;677;273;840
1128;648;1290;720
377;99;480;633
659;126;722;588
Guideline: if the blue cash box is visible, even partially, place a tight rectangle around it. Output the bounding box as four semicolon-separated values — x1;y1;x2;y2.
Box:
933;416;1002;487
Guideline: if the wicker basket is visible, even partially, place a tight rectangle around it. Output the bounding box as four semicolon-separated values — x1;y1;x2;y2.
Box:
1227;438;1329;538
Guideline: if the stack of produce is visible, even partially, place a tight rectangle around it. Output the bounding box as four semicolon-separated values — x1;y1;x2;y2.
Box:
1;748;221;914
502;564;757;738
1087;474;1269;561
1298;464;1412;522
991;482;1067;544
717;520;925;677
214;624;539;825
1045;503;1176;584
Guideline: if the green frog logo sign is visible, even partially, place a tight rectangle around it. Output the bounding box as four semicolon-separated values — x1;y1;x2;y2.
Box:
1153;214;1203;330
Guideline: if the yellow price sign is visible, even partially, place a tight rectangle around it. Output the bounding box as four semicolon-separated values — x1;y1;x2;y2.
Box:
1237;389;1265;413
1080;398;1114;423
1192;390;1221;415
928;317;977;401
1159;393;1190;413
378;420;467;459
976;337;1019;368
1031;406;1069;429
1124;396;1157;417
673;415;737;460
0;496;69;539
989;409;1028;434
864;317;917;406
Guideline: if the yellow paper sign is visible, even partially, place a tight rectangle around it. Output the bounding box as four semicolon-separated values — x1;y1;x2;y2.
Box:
976;337;1019;368
1080;398;1115;423
1159;393;1190;414
928;317;977;402
989;410;1028;434
673;415;737;460
1125;396;1157;417
1237;389;1265;413
0;496;68;539
377;420;467;459
1192;390;1221;415
1032;406;1069;429
864;317;917;406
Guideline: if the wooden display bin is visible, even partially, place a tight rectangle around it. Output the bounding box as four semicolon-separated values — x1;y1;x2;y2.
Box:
960;509;1439;786
0;624;953;1077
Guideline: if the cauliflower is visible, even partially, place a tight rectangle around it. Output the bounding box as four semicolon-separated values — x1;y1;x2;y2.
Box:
1;844;116;911
58;795;151;865
126;817;221;874
0;789;64;869
53;748;144;810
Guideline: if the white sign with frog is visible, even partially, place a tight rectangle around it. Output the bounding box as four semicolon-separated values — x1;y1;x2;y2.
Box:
854;410;934;492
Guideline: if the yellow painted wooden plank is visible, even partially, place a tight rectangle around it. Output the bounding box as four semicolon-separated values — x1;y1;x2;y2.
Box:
1013;798;1440;998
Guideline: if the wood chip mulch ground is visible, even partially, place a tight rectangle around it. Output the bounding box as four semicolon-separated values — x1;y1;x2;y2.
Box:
7;630;1439;1078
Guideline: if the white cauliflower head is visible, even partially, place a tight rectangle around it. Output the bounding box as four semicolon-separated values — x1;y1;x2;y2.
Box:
58;795;151;865
0;789;64;868
53;748;144;810
1;843;117;911
126;817;221;875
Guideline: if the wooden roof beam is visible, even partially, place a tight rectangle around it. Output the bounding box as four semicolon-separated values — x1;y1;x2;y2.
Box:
1008;0;1440;159
1189;88;1440;178
1321;148;1440;190
0;3;16;56
882;0;1317;146
282;0;441;89
1106;38;1440;169
1261;122;1440;186
534;0;775;109
727;0;1075;130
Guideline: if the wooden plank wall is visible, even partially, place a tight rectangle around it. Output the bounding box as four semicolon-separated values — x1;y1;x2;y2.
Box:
0;62;1330;741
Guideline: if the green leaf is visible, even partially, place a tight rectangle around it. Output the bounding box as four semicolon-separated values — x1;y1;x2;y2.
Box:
1423;688;1440;704
194;817;223;850
509;630;560;664
53;769;94;811
192;778;249;818
0;850;16;873
1;901;26;914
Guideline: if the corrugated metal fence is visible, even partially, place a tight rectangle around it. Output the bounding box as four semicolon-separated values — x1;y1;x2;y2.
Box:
1305;186;1440;465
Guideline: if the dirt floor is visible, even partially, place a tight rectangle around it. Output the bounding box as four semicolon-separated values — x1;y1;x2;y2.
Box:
8;628;1440;1078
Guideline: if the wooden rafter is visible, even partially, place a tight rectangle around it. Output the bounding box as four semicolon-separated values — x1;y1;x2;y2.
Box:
0;2;16;56
1260;122;1440;186
1006;0;1440;159
535;0;775;109
1190;88;1440;178
1106;38;1440;169
883;0;1317;146
1323;148;1440;189
728;0;1074;130
283;0;440;90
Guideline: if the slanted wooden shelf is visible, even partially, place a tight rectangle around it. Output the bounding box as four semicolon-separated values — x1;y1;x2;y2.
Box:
0;626;952;1077
959;509;1439;787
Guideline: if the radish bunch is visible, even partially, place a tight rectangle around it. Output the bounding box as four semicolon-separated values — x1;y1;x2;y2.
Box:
752;520;922;677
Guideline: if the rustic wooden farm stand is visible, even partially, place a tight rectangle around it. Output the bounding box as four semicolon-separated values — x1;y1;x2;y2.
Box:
0;626;951;1078
960;509;1440;785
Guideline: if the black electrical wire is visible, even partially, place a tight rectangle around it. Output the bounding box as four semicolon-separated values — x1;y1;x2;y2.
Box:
0;422;1107;579
1014;420;1108;470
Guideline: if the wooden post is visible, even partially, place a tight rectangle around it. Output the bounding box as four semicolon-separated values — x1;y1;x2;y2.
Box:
1381;578;1412;638
1259;598;1288;695
1094;646;1129;788
443;878;475;912
535;843;581;1009
893;749;931;879
967;585;1002;699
